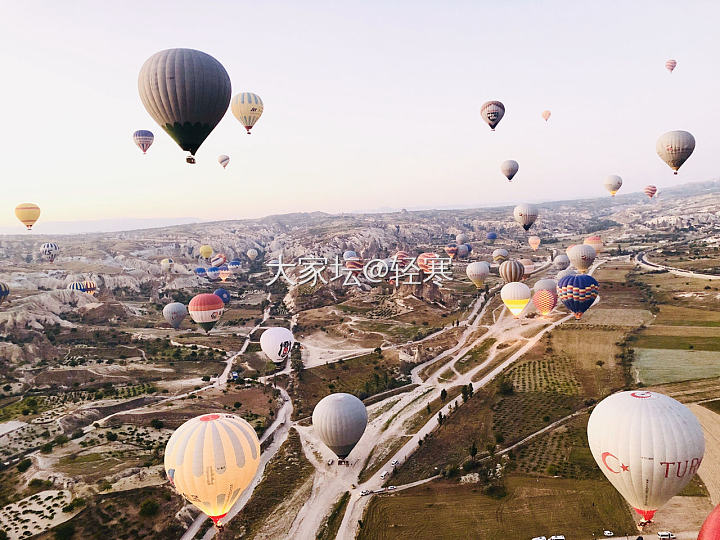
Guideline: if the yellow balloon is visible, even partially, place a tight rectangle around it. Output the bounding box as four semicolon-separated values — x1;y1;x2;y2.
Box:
164;413;260;527
199;245;213;259
15;203;41;230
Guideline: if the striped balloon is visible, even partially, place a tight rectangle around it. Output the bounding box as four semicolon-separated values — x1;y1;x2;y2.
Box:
393;251;411;269
41;242;59;262
133;130;154;153
188;293;224;332
345;256;364;275
194;267;207;277
83;280;97;296
444;243;458;260
218;154;230;169
584;235;603;254
231;92;264;134
218;265;232;282
15;203;40;230
644;185;658;199
206;267;220;281
164;413;260;527
492;248;508;263
557;274;599;319
417;252;439;274
499;260;525;283
665;59;677;73
0;282;9;304
67;281;86;293
541;110;551;122
228;259;242;273
211;253;227;268
480;100;505;131
532;288;558;317
534;279;557;293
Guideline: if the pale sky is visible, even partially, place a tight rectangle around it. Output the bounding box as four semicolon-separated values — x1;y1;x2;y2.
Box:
1;1;719;233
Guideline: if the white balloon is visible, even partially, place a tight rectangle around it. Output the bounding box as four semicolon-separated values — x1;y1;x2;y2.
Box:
260;327;295;364
312;393;367;459
567;244;596;273
587;391;705;523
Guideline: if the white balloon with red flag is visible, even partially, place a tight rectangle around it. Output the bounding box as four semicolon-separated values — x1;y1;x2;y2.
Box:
587;390;705;523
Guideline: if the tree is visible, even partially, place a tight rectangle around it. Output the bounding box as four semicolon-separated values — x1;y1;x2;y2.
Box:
139;498;160;517
150;419;164;429
17;458;32;472
437;411;444;426
426;404;431;414
105;431;118;442
440;388;447;402
201;375;211;382
469;441;478;461
54;523;74;540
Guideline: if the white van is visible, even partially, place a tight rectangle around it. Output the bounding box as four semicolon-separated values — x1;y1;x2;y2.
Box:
657;533;676;539
549;536;566;540
380;470;389;479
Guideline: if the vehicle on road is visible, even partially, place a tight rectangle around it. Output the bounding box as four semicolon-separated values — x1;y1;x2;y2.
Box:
657;533;675;539
549;536;566;540
374;488;385;493
604;532;614;537
360;490;370;496
327;459;334;465
531;537;546;540
388;485;396;490
391;459;399;466
380;470;389;479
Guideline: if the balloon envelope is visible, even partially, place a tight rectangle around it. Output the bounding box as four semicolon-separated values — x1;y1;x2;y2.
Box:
528;236;541;251
199;245;213;260
699;504;720;540
492;248;508;263
138;48;231;157
312;393;368;459
15;203;40;230
231;92;264;133
656;130;695;174
542;110;551;121
260;327;295;364
133;130;154;153
587;391;704;523
557;274;598;318
644;185;658;199
584;236;603;254
0;282;9;304
206;267;220;280
501;282;531;318
456;233;468;245
163;302;188;329
466;261;490;289
188;293;224;332
532;288;557;316
218;155;230;169
499;260;525;283
213;288;231;304
665;59;677;73
160;258;174;272
567;244;596;273
604;175;622;196
553;254;570;269
500;160;519;182
164;413;260;527
480;100;505;130
486;232;498;243
513;204;538;231
247;249;259;261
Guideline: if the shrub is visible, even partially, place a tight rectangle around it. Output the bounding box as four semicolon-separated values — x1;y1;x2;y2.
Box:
17;459;32;473
139;498;159;517
150;419;164;429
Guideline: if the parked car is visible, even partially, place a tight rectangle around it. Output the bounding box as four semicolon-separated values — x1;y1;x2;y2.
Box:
531;537;546;540
549;536;565;540
657;533;675;539
380;470;389;479
388;485;396;490
391;459;399;466
327;459;334;465
360;490;370;496
604;532;614;537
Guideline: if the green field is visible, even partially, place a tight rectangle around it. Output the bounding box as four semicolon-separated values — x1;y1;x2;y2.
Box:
633;348;720;385
631;334;720;351
358;477;636;540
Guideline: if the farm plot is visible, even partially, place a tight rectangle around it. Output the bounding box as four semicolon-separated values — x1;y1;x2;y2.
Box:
633;348;720;385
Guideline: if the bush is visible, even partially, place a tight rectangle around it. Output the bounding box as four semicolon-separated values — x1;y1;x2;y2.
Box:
201;376;211;382
53;522;75;540
139;498;160;517
150;419;164;429
105;431;118;442
17;459;32;473
40;442;54;454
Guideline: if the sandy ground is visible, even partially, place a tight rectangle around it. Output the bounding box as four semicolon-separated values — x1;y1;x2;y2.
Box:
689;403;720;505
0;421;28;437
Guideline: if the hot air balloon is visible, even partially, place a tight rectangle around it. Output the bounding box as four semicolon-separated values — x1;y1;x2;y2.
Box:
211;253;227;268
247;249;259;261
206;267;220;281
218;265;232;282
188;293;224;333
501;160;519;182
138;49;231;163
513;204;538;231
492;248;508;263
83;280;97;296
656;130;695;174
313;393;367;460
0;283;9;304
417;252;439;274
213;288;231;304
587;391;704;524
164;414;260;529
218;155;230;169
456;243;469;259
342;250;357;261
392;251;412;269
665;59;677;73
228;259;242;274
480;100;505;131
556;267;577;280
528;236;541;251
345;256;364;275
532;288;557;317
486;232;498;244
160;258;174;273
553;254;570;269
67;281;86;293
644;185;658;199
501;282;531;318
40;243;59;262
231;92;264;134
133;130;154;154
466;261;490;289
604;175;622;197
463;242;472;253
499;260;525;283
194;267;207;277
567;244;596;274
565;244;577;257
260;327;295;364
163;302;188;329
557;274;598;319
534;279;557;293
699;504;720;540
444;243;458;260
456;233;468;245
15;203;40;230
584;235;603;254
541;110;551;122
199;245;213;261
